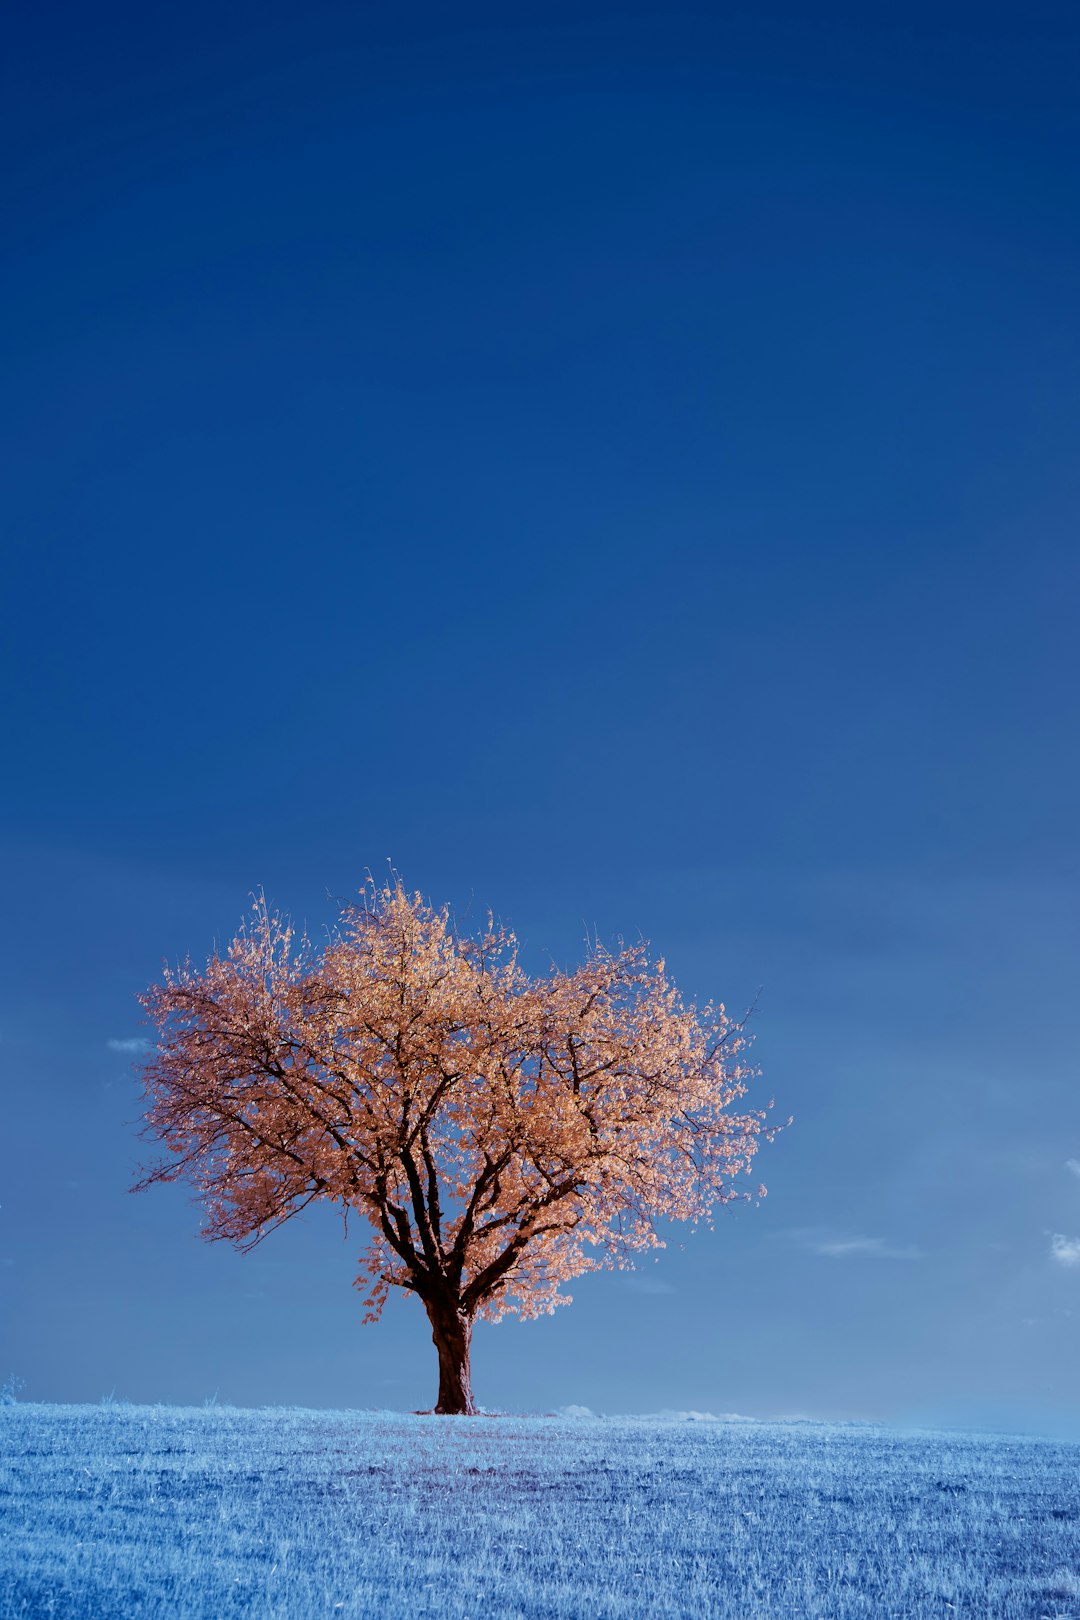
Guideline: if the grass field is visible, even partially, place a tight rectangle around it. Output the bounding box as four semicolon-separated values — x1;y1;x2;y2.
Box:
2;1404;1079;1618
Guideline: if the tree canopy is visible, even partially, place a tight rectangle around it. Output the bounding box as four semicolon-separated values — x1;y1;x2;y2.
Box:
135;881;782;1411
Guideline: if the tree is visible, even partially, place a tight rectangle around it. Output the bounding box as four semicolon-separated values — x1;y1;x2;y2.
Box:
134;881;782;1414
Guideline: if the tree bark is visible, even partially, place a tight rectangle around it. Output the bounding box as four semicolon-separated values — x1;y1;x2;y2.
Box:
425;1299;476;1414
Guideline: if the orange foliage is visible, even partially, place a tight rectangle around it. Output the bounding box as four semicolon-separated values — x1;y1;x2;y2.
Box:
135;882;782;1330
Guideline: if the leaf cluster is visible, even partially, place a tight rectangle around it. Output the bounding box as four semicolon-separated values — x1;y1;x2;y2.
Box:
135;882;780;1322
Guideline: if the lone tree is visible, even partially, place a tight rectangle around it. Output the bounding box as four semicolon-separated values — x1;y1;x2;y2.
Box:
135;881;781;1414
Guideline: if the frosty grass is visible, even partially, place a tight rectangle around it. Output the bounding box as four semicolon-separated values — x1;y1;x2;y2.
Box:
3;1405;1079;1618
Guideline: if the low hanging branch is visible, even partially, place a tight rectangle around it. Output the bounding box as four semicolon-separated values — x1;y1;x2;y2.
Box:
134;880;785;1413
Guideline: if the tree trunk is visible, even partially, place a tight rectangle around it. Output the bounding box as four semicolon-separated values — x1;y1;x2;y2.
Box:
425;1299;476;1414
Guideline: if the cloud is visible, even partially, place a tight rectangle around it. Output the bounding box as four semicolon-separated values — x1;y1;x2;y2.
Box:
107;1037;149;1054
1050;1234;1080;1267
799;1233;922;1261
1067;1160;1080;1179
619;1274;676;1295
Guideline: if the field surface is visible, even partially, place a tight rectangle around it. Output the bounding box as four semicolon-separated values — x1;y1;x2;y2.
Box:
2;1404;1080;1619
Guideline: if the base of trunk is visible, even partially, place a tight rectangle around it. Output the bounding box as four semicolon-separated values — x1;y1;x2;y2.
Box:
427;1302;476;1415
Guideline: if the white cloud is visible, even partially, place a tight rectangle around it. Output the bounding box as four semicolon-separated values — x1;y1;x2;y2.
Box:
803;1234;922;1261
1066;1160;1080;1179
619;1274;676;1295
107;1037;149;1053
1050;1233;1080;1267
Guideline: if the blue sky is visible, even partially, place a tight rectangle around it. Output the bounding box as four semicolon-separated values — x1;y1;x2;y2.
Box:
3;0;1079;1433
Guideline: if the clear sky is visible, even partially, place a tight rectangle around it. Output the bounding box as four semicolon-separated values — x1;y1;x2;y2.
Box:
3;1;1079;1434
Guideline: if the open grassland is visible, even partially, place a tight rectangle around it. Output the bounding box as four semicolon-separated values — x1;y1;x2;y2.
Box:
2;1405;1080;1618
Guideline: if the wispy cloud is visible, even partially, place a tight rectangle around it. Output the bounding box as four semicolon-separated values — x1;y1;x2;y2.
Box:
619;1274;676;1295
107;1037;149;1054
797;1232;922;1261
1066;1160;1080;1179
1050;1233;1080;1267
